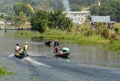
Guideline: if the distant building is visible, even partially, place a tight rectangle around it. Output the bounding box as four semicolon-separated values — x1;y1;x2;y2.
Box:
91;16;115;29
0;20;5;30
0;13;7;17
64;11;91;24
0;20;5;25
0;25;4;30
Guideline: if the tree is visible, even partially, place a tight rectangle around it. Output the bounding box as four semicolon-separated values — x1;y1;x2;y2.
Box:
30;10;73;33
13;12;27;28
89;4;100;15
48;10;73;31
70;4;81;11
90;0;120;22
50;0;64;10
13;2;23;16
31;10;49;33
14;2;34;18
13;2;35;27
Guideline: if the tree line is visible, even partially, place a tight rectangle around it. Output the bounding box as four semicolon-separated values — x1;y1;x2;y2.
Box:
90;0;120;22
0;0;104;14
3;0;120;32
30;10;73;33
4;1;73;32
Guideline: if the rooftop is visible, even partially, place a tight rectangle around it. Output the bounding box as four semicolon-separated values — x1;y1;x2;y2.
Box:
91;16;110;23
64;11;90;14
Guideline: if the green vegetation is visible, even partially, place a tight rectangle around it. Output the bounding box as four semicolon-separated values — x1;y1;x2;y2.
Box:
13;30;41;38
14;29;109;45
108;41;120;51
12;28;111;50
1;0;120;22
0;67;13;77
2;0;120;53
13;2;34;28
90;0;120;22
10;1;120;53
30;10;73;33
39;25;110;46
14;21;120;53
0;0;105;13
14;2;34;17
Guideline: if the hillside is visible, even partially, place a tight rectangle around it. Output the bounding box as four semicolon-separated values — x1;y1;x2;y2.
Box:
0;0;105;14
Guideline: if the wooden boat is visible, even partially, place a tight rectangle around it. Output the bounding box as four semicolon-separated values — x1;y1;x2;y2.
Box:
14;52;28;59
15;53;26;59
55;47;70;59
55;52;70;59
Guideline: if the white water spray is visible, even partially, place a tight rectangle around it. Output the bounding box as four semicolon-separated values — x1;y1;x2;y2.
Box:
9;54;14;57
23;57;51;68
8;54;51;68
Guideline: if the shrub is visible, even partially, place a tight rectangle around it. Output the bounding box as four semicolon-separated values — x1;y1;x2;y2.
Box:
101;28;109;39
114;27;119;33
0;67;13;77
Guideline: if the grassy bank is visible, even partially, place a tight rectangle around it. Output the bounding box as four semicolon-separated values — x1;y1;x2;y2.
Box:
13;27;120;52
108;41;120;52
43;29;110;45
14;29;110;44
14;29;109;45
0;67;13;77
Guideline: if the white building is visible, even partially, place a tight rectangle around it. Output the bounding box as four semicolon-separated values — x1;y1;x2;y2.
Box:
0;20;5;25
0;13;7;17
91;16;115;29
65;11;91;24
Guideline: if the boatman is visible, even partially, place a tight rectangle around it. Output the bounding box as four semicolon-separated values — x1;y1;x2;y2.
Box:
23;42;28;56
54;40;59;55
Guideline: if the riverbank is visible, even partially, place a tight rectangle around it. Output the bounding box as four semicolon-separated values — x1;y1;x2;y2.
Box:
13;29;109;44
13;29;120;52
0;67;13;77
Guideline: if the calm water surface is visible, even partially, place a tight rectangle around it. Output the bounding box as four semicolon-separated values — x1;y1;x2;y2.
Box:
1;30;120;68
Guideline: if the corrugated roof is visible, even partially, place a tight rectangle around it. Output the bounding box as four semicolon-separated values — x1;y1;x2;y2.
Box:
91;16;110;23
66;11;90;14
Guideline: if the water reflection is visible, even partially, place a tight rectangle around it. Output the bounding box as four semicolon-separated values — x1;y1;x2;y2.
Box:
68;44;120;68
1;30;120;68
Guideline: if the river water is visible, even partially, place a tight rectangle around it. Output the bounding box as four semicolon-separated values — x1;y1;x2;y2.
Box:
1;30;120;68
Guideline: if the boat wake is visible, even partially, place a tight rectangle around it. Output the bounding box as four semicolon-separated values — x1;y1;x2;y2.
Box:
23;57;51;68
8;54;14;57
8;54;51;68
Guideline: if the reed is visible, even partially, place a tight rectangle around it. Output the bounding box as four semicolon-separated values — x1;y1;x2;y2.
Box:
0;67;13;77
13;28;120;52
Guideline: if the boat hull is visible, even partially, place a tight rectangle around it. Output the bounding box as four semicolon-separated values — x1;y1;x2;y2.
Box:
15;54;26;59
55;53;70;59
14;53;28;59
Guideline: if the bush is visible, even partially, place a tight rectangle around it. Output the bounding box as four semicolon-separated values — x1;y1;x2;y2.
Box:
0;67;13;77
114;27;119;33
101;28;109;39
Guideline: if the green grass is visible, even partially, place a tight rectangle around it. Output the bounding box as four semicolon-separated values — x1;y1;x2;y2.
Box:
108;41;120;52
0;67;13;77
12;30;41;38
12;29;109;45
43;29;110;45
12;29;120;52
